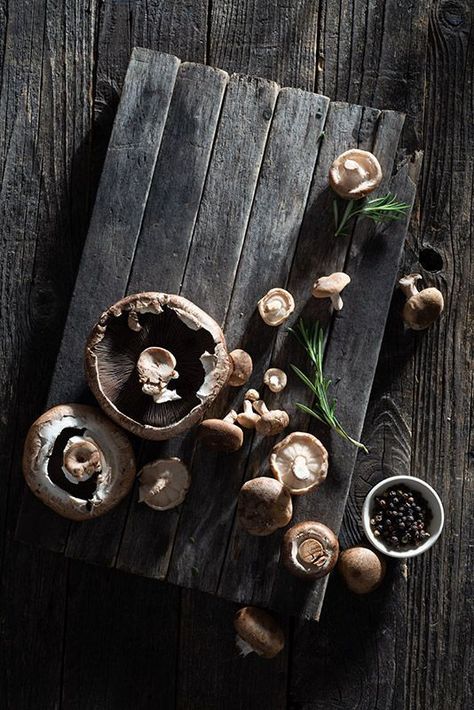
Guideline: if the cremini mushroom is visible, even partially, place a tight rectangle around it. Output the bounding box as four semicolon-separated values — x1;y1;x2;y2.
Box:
234;606;285;658
138;458;190;511
338;547;386;594
236;390;261;429
399;273;444;330
281;521;339;579
237;477;293;536
198;410;243;452
228;349;253;387
329;149;382;200
252;400;289;437
263;368;287;393
258;288;295;326
312;272;351;311
22;404;136;520
85;292;233;440
270;432;328;495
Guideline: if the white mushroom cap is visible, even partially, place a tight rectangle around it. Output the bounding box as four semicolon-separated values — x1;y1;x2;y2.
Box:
228;349;253;387
329;149;383;200
270;432;328;495
234;607;285;658
138;458;190;511
312;272;351;311
258;288;295;326
263;368;287;393
398;273;444;330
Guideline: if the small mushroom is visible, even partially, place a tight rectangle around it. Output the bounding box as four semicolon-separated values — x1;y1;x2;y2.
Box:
245;388;260;402
198;410;243;452
138;458;190;511
281;521;339;579
270;432;328;495
263;368;287;393
399;273;444;330
236;390;261;429
234;606;285;658
237;477;293;536
338;547;386;594
229;349;253;387
252;400;289;437
258;288;295;326
136;346;180;404
312;272;351;311
329;149;383;200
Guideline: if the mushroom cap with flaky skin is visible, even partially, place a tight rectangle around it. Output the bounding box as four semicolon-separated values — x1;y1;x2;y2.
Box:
255;410;289;437
22;404;136;521
338;547;386;594
399;274;444;330
198;413;243;452
258;288;295;326
228;349;253;387
263;368;287;393
85;292;233;441
281;521;339;579
234;607;285;659
237;477;293;536
138;458;190;511
270;432;328;495
329;149;383;200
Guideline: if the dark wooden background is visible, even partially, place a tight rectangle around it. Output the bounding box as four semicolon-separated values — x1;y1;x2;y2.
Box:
0;1;472;708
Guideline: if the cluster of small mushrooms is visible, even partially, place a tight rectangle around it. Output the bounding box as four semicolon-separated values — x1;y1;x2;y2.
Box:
21;148;444;660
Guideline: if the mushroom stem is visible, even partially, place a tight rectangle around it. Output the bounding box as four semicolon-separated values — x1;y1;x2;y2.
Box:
252;400;269;416
399;273;422;299
330;293;344;311
236;400;261;429
223;410;238;424
137;346;180;403
63;438;102;482
291;455;311;481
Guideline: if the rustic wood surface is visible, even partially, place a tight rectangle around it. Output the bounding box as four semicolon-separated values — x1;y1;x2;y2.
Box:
1;1;472;708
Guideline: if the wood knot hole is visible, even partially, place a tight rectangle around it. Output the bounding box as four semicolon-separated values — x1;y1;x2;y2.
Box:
419;246;444;273
440;1;466;28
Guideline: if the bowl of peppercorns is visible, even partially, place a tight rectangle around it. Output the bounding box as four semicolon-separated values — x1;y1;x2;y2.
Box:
362;476;444;558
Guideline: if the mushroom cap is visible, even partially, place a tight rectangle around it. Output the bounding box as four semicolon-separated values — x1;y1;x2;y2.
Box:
270;432;328;495
22;404;136;521
237;477;293;536
236;411;261;429
329;149;383;200
255;410;290;437
281;521;339;579
138;458;190;511
312;272;351;299
234;607;285;658
228;349;253;387
198;417;243;452
263;368;287;393
338;547;386;594
85;292;233;441
402;287;444;330
258;288;295;326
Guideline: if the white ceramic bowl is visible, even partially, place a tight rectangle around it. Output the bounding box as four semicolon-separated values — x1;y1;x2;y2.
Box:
362;475;444;558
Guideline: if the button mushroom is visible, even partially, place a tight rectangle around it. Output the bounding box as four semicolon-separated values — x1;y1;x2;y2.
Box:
263;368;287;393
329;149;383;200
85;292;233;440
281;521;339;579
138;458;190;511
234;607;285;658
236;390;261;429
398;273;444;330
22;404;136;520
252;400;289;437
312;272;351;311
198;410;243;452
237;477;293;536
270;432;328;495
258;288;295;326
228;349;253;387
338;547;386;594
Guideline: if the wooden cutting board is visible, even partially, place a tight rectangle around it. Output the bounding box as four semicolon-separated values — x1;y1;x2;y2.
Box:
16;48;420;620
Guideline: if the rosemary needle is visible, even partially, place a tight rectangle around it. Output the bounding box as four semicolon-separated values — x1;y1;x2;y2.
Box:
334;193;409;237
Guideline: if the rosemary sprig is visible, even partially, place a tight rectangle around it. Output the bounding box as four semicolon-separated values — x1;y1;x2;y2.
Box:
334;193;409;237
289;319;369;453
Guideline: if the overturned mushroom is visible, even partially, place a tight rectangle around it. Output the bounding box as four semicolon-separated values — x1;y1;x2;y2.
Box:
229;349;253;387
329;149;382;200
234;607;285;659
198;410;243;452
85;292;233;440
22;404;136;520
338;547;386;594
138;458;190;511
312;272;351;311
399;273;444;330
270;432;328;495
238;477;293;536
263;368;287;393
253;400;289;437
236;390;261;429
281;521;339;579
258;288;295;326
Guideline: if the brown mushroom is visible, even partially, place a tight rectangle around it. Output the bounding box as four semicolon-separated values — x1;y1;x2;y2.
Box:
281;521;339;579
22;404;136;520
338;547;386;594
198;410;243;452
312;272;351;311
234;606;285;658
399;273;444;330
258;288;295;326
85;292;233;441
138;458;190;511
228;349;253;387
237;477;293;536
236;390;261;429
263;368;287;393
329;149;382;200
252;400;289;436
270;432;328;495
